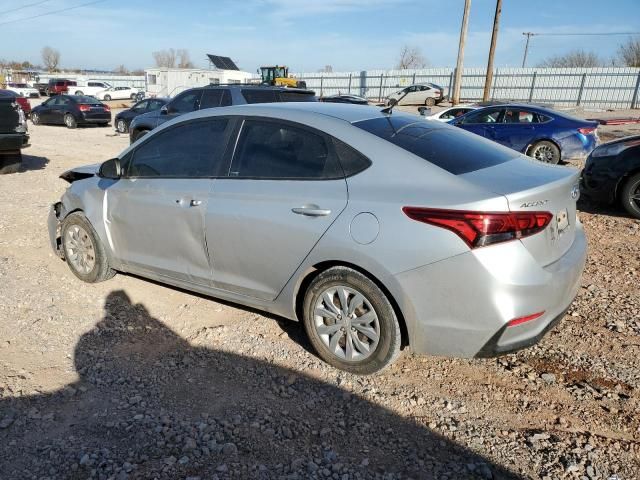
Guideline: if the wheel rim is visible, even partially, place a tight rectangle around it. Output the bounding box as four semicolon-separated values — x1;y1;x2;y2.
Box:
32;113;39;124
105;95;111;101
532;144;556;163
65;115;73;127
630;182;640;209
64;225;96;274
313;286;380;362
117;120;125;132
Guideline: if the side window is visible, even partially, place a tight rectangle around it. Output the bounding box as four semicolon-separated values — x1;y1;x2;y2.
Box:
133;100;149;111
537;113;552;123
127;119;230;178
504;109;536;124
220;90;232;107
241;89;278;104
169;90;202;114
57;97;71;106
149;100;165;111
200;89;223;109
333;138;371;177
230;120;342;179
460;109;502;124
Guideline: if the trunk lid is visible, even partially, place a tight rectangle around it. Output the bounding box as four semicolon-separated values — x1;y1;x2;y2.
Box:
460;156;581;266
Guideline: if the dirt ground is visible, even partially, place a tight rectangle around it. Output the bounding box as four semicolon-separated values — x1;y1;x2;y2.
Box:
0;102;639;480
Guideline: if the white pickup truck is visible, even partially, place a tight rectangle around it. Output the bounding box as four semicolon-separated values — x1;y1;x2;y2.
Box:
71;80;113;96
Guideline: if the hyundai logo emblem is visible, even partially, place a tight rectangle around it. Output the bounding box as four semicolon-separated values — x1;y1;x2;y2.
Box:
571;185;580;200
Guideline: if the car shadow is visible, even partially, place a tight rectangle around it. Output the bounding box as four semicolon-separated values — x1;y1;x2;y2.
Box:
18;154;49;173
0;290;522;479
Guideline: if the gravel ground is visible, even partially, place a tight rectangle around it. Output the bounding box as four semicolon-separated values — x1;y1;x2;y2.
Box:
0;103;639;480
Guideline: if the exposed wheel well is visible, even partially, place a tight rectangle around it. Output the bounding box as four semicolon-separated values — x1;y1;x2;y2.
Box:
294;261;410;349
526;138;562;159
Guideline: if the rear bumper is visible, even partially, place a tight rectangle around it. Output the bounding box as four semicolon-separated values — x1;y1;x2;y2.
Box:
394;223;587;357
79;115;111;124
580;157;619;204
0;133;30;151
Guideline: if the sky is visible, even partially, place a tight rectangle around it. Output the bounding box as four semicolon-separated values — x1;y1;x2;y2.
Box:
0;0;639;73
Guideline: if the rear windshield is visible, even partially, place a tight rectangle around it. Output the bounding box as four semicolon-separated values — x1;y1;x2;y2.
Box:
72;95;101;104
242;89;316;104
354;116;515;175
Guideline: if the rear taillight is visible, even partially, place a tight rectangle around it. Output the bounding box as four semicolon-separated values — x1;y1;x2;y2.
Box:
79;104;91;112
103;104;111;112
578;127;596;135
402;207;553;249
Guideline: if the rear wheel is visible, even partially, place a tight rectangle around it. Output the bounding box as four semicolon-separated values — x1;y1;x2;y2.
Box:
61;213;115;283
302;267;401;375
64;113;77;129
104;94;112;101
425;97;436;107
130;93;137;100
620;173;640;219
529;140;560;164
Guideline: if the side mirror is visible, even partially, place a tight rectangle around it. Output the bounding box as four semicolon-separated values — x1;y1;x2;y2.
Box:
99;158;121;179
160;105;168;115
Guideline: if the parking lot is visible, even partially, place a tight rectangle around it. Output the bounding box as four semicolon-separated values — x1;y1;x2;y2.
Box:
0;103;639;479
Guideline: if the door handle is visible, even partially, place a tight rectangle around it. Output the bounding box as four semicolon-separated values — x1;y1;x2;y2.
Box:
292;205;331;217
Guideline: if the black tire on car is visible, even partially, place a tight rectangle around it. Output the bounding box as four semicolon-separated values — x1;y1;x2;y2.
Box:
130;93;137;100
133;129;149;142
0;152;22;175
302;266;401;375
61;212;115;283
64;113;77;129
529;140;561;164
116;119;128;133
620;172;640;220
425;97;436;107
75;90;84;95
31;112;40;125
104;94;112;101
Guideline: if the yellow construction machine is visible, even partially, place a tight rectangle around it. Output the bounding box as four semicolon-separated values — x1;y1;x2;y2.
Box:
259;66;307;89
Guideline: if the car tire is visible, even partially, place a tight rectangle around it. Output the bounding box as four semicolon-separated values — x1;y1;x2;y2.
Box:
31;112;40;125
130;93;137;100
529;140;561;164
104;94;112;101
133;129;149;142
64;113;77;129
302;266;401;375
425;97;436;107
0;152;22;175
620;172;640;220
61;212;115;283
116;119;128;133
75;90;84;95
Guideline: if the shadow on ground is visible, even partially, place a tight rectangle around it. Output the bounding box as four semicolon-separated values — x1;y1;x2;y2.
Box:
0;290;522;479
19;154;49;173
578;197;631;219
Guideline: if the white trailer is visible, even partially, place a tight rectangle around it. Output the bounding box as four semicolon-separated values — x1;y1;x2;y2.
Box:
144;68;254;98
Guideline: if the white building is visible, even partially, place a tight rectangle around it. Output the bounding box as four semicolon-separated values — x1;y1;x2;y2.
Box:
144;67;254;98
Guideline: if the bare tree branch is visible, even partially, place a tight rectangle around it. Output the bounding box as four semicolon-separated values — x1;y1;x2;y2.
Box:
41;46;60;72
153;49;177;68
396;45;428;70
618;38;640;67
176;49;194;69
538;49;602;68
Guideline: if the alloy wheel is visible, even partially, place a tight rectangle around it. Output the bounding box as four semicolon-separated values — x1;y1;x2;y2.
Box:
313;285;380;362
117;119;126;133
532;144;555;162
64;225;96;275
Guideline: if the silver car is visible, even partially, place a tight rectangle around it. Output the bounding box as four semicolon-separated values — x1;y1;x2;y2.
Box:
48;103;587;374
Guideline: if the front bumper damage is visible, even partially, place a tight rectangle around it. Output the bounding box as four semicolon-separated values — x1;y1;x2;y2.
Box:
48;202;64;258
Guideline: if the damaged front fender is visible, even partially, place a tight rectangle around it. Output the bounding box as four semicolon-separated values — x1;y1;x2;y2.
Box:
48;202;65;258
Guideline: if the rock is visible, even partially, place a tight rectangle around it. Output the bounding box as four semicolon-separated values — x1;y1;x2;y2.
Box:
541;373;556;384
222;442;237;455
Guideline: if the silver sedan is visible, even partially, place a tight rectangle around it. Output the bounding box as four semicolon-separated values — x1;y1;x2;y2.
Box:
49;102;587;374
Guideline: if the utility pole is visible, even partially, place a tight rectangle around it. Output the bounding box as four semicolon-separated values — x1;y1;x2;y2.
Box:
522;32;535;67
452;0;471;105
482;0;502;102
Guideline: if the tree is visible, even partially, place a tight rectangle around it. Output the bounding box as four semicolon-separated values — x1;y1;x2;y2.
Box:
114;64;129;75
41;46;61;71
618;38;640;67
176;49;194;69
396;45;428;70
153;49;177;68
538;49;602;68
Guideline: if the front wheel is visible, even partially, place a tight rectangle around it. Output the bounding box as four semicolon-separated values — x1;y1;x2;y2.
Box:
529;140;560;164
621;173;640;219
64;113;77;129
425;97;436;107
75;90;84;95
103;94;112;101
116;119;127;133
61;213;115;283
302;267;401;375
31;112;40;125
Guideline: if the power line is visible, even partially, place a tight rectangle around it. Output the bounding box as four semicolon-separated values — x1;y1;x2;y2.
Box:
525;31;640;37
0;0;52;16
0;0;106;26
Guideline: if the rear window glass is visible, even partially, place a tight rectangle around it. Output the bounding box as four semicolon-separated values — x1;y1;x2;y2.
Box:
354;116;515;175
242;89;278;104
279;91;317;102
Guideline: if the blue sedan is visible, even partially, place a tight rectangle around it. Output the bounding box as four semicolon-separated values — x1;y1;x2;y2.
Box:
449;104;598;164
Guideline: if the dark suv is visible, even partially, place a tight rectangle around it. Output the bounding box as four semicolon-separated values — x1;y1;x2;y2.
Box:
128;85;316;143
0;90;30;174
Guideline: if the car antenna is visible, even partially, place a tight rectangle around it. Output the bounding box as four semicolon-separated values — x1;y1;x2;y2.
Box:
381;88;411;114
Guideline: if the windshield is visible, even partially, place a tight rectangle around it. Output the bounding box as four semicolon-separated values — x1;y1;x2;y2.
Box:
354;115;514;175
10;83;29;88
